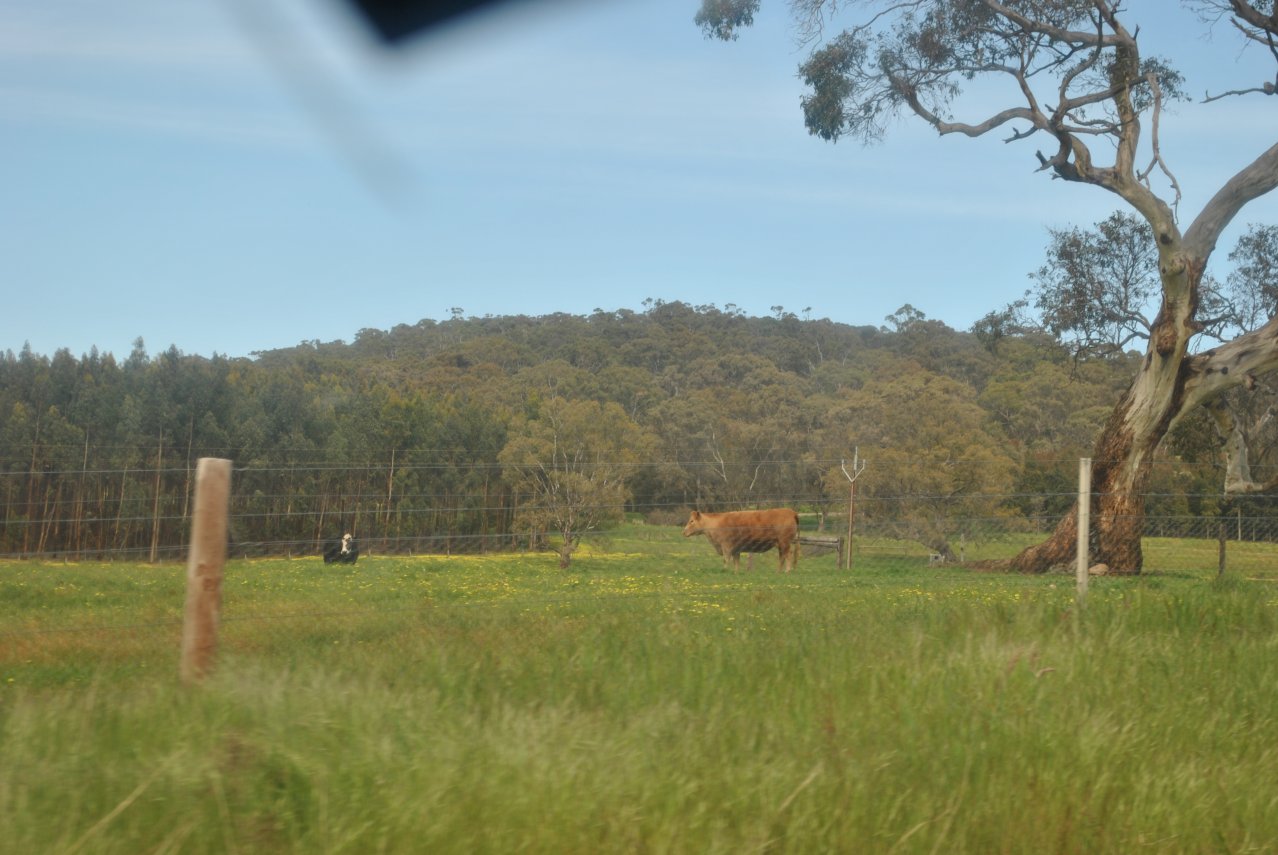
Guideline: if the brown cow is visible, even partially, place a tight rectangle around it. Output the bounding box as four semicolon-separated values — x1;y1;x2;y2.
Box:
682;508;799;572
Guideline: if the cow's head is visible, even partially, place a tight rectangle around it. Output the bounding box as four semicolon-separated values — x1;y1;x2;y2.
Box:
341;533;353;552
682;510;704;538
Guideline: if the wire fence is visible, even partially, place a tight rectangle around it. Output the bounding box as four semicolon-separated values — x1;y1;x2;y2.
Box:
4;452;1278;563
7;470;1278;687
5;517;1274;688
5;502;1277;561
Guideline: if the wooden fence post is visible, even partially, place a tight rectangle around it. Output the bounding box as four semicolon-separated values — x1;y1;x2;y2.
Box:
841;451;865;570
1076;457;1091;602
180;458;231;685
1218;520;1227;579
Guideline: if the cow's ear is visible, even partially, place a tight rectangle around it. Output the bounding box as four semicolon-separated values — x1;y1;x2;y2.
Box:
690;510;700;520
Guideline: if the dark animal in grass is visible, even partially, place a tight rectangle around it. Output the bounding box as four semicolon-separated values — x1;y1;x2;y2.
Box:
323;532;359;564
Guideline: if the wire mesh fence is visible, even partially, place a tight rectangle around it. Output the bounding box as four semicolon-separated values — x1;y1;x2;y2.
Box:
7;452;1274;560
7;493;1278;692
5;460;1278;564
7;455;1278;668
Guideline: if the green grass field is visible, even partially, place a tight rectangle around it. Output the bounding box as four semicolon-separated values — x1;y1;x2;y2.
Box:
3;525;1277;853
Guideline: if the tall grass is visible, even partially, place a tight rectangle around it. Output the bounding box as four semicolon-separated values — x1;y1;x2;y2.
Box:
2;527;1277;853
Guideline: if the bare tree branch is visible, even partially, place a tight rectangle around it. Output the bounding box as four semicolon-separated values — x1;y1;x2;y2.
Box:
1137;70;1182;217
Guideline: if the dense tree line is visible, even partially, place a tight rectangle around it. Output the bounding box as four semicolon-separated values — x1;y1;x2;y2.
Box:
2;301;1243;561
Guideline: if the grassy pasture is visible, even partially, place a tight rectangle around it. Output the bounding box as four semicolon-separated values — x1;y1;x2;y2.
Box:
2;525;1278;853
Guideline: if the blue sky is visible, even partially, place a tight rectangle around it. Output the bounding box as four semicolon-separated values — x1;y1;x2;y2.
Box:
5;0;1277;360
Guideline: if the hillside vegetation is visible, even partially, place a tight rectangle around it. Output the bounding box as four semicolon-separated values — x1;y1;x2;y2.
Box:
0;303;1238;559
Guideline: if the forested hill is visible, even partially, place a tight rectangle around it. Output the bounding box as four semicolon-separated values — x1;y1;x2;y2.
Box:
2;302;1215;560
253;301;1056;405
259;304;888;381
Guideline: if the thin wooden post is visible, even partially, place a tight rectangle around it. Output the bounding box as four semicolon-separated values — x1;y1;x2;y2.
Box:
846;479;854;570
841;450;865;570
1218;520;1227;579
1076;457;1091;602
149;429;163;563
180;458;231;685
1218;499;1229;579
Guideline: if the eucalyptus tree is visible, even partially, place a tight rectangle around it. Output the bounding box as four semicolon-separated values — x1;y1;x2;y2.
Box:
699;0;1278;573
1226;224;1278;333
1029;212;1230;360
499;397;656;567
650;354;813;510
1020;215;1278;513
818;365;1019;560
1207;224;1278;494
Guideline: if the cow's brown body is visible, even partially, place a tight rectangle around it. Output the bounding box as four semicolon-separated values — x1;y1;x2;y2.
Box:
682;508;799;572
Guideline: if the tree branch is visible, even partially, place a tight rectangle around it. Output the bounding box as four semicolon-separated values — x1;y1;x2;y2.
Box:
1183;143;1278;256
984;0;1126;48
1225;0;1278;40
898;84;1041;137
1203;81;1276;102
1180;315;1278;413
1137;71;1182;215
1207;397;1278;493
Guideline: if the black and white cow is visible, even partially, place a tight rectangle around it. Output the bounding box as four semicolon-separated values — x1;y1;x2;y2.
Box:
323;532;359;564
